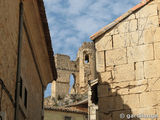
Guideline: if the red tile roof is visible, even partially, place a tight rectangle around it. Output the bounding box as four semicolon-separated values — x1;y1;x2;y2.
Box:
45;106;88;115
90;0;153;40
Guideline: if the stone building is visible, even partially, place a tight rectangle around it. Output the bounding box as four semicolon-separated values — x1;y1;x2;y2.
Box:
90;0;160;119
51;42;97;98
0;0;57;120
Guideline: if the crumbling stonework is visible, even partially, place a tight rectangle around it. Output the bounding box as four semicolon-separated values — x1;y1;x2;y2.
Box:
51;54;79;98
91;0;160;119
51;42;97;98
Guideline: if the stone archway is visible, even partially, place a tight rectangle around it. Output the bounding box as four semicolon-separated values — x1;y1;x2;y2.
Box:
69;74;75;94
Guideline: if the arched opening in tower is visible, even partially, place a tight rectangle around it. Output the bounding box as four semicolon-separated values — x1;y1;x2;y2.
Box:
69;74;75;94
84;54;89;63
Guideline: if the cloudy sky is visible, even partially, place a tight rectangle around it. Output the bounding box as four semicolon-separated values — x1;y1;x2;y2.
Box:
44;0;141;97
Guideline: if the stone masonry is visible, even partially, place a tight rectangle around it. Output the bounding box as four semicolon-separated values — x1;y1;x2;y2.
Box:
51;42;97;98
91;0;160;119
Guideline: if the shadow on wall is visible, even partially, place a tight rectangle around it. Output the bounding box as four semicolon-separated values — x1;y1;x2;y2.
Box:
97;74;140;120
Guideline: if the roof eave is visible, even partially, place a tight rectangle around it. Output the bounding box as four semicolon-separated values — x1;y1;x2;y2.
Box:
37;0;57;80
44;106;88;115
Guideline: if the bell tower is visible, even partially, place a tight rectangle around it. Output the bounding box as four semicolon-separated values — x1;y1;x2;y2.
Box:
77;42;97;94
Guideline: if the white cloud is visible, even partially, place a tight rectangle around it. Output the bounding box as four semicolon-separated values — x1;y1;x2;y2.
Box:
68;0;90;15
69;15;101;35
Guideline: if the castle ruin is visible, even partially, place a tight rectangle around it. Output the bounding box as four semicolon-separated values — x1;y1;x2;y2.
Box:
51;42;97;98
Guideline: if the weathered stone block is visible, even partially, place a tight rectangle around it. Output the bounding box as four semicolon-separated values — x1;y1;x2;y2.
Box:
129;19;138;32
128;32;139;46
112;81;130;89
136;4;158;18
139;27;160;45
140;91;159;107
129;79;148;94
123;94;140;109
135;62;144;80
147;78;160;91
106;48;127;66
99;96;123;112
98;84;109;97
127;44;154;63
154;42;160;60
100;71;114;83
132;107;157;120
114;64;135;82
111;81;130;95
138;30;145;45
143;28;155;44
154;28;160;42
144;60;160;78
96;51;105;72
117;88;129;95
142;27;160;44
118;21;129;33
113;33;138;48
95;35;112;51
138;16;159;30
130;84;148;94
113;34;125;49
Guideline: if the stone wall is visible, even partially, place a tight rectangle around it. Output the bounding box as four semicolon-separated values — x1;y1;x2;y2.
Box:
95;1;160;119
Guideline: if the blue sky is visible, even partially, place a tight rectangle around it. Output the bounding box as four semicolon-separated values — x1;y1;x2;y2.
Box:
44;0;141;97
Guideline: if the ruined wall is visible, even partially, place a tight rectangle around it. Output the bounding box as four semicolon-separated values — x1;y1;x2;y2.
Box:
95;1;160;119
51;54;79;98
52;42;96;98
